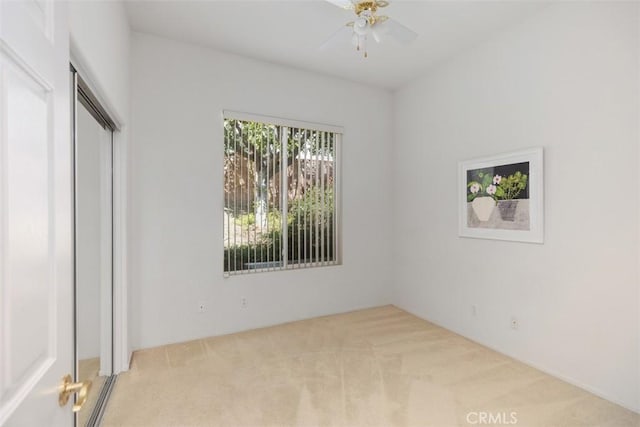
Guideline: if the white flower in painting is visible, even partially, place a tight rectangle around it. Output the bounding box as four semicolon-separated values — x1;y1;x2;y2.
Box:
493;175;502;185
469;183;480;194
486;184;497;195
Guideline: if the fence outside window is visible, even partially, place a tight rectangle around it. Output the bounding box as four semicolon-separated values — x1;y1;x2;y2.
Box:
223;112;342;275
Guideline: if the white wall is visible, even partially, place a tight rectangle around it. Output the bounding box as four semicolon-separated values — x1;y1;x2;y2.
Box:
68;0;130;123
392;1;639;412
129;32;394;350
68;0;131;372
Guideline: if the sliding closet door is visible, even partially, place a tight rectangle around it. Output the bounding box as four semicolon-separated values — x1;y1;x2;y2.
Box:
75;100;113;425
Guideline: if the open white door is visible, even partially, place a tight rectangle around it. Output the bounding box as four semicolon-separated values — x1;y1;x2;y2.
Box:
0;1;74;426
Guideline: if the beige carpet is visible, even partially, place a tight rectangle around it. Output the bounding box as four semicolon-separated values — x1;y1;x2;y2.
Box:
102;306;638;426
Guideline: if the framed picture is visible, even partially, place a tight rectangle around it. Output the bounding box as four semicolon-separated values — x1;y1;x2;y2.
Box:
458;147;544;243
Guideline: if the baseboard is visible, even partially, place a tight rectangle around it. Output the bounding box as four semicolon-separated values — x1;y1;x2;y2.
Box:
394;304;640;415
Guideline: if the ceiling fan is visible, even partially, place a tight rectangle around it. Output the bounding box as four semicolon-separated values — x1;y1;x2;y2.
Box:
321;0;418;58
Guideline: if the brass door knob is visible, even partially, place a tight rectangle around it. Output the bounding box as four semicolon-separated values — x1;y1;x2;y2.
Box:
59;374;92;412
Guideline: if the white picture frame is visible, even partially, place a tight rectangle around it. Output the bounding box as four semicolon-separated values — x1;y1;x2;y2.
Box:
458;147;544;243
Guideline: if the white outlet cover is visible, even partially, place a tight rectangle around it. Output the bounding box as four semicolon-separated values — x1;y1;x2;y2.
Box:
510;317;518;329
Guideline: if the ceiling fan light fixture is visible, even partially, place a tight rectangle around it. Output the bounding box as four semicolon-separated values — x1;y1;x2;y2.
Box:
358;35;368;57
353;16;369;35
354;1;379;16
351;32;359;47
321;0;417;58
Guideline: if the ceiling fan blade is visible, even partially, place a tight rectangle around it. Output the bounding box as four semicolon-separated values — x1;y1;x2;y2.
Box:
324;0;355;10
319;25;353;51
371;26;384;43
378;18;417;45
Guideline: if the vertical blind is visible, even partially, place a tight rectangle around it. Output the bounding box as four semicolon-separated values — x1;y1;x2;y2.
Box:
223;112;341;275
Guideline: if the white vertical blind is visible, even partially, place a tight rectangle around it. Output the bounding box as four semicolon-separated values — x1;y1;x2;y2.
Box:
223;116;340;275
281;127;289;270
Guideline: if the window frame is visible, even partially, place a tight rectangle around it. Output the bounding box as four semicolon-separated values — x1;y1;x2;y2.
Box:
222;110;343;276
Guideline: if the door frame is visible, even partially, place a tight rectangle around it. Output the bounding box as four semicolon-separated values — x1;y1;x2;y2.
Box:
70;46;129;375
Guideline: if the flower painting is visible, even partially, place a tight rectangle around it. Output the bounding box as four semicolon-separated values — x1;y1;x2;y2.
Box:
459;148;544;243
466;162;529;228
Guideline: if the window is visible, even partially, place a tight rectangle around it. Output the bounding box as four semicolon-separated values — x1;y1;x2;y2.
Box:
223;111;341;275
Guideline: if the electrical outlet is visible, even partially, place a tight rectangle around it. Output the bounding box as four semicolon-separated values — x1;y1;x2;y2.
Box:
472;305;478;317
510;316;519;330
198;301;207;313
241;297;248;309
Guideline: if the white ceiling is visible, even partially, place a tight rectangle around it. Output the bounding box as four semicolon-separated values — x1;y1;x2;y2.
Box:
124;0;547;89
